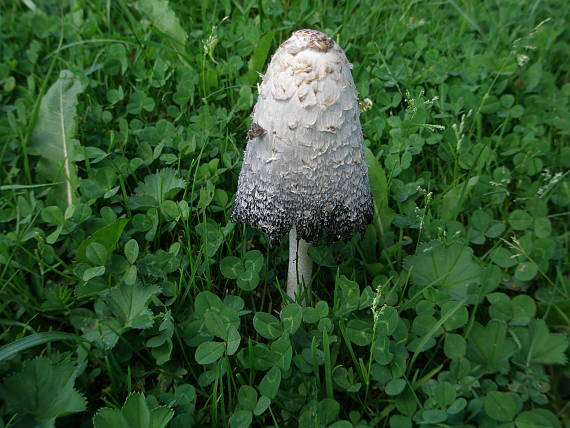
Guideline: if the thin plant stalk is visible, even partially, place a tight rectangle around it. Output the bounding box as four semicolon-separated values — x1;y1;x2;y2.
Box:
287;226;312;301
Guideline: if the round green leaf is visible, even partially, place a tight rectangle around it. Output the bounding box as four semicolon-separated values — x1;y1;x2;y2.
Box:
237;385;257;411
346;319;373;346
515;409;561;428
229;409;252;428
41;205;64;225
433;381;456;407
195;341;225;365
259;366;281;399
447;398;467;415
281;303;302;334
508;210;533;231
385;378;406;396
253;395;271;416
253;312;283;339
389;415;412;428
236;270;259;291
422;409;447;424
534;217;551;238
226;326;241;356
514;262;538;281
83;266;106;282
490;247;518;268
220;256;242;279
444;334;466;359
124;239;139;264
511;295;536;325
86;242;109;266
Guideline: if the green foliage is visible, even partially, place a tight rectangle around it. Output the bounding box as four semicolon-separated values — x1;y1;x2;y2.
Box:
0;358;86;426
93;393;174;428
0;0;569;426
29;70;84;208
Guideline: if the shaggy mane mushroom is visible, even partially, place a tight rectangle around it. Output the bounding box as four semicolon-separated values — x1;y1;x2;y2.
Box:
232;29;373;301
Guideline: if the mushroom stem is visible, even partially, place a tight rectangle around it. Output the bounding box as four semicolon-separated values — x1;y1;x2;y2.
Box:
287;226;312;301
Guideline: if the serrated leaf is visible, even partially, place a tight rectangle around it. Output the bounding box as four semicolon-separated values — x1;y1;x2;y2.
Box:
131;168;186;209
484;391;519;421
104;281;160;330
405;241;480;299
514;319;568;366
29;70;83;207
93;392;174;428
0;357;86;423
467;320;516;373
137;0;188;45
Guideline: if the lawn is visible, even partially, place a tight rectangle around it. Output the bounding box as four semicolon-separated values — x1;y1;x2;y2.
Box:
0;0;569;427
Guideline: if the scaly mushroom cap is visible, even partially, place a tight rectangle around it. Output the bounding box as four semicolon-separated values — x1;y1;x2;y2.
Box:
232;29;373;244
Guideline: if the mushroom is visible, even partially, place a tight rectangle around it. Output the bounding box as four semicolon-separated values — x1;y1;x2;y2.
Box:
232;29;373;301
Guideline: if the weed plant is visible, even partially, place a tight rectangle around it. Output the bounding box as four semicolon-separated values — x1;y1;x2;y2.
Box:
0;0;569;427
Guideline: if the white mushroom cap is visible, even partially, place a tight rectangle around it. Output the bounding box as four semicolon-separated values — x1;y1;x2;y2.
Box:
232;29;373;244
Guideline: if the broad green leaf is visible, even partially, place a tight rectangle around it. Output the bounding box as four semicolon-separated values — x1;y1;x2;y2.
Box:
137;0;188;45
365;147;395;233
246;30;275;85
195;341;225;365
86;242;109;266
29;70;83;207
438;177;478;221
0;358;86;424
405;241;480;299
76;219;129;264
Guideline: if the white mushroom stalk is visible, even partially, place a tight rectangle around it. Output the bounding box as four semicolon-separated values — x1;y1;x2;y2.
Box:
233;29;372;301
